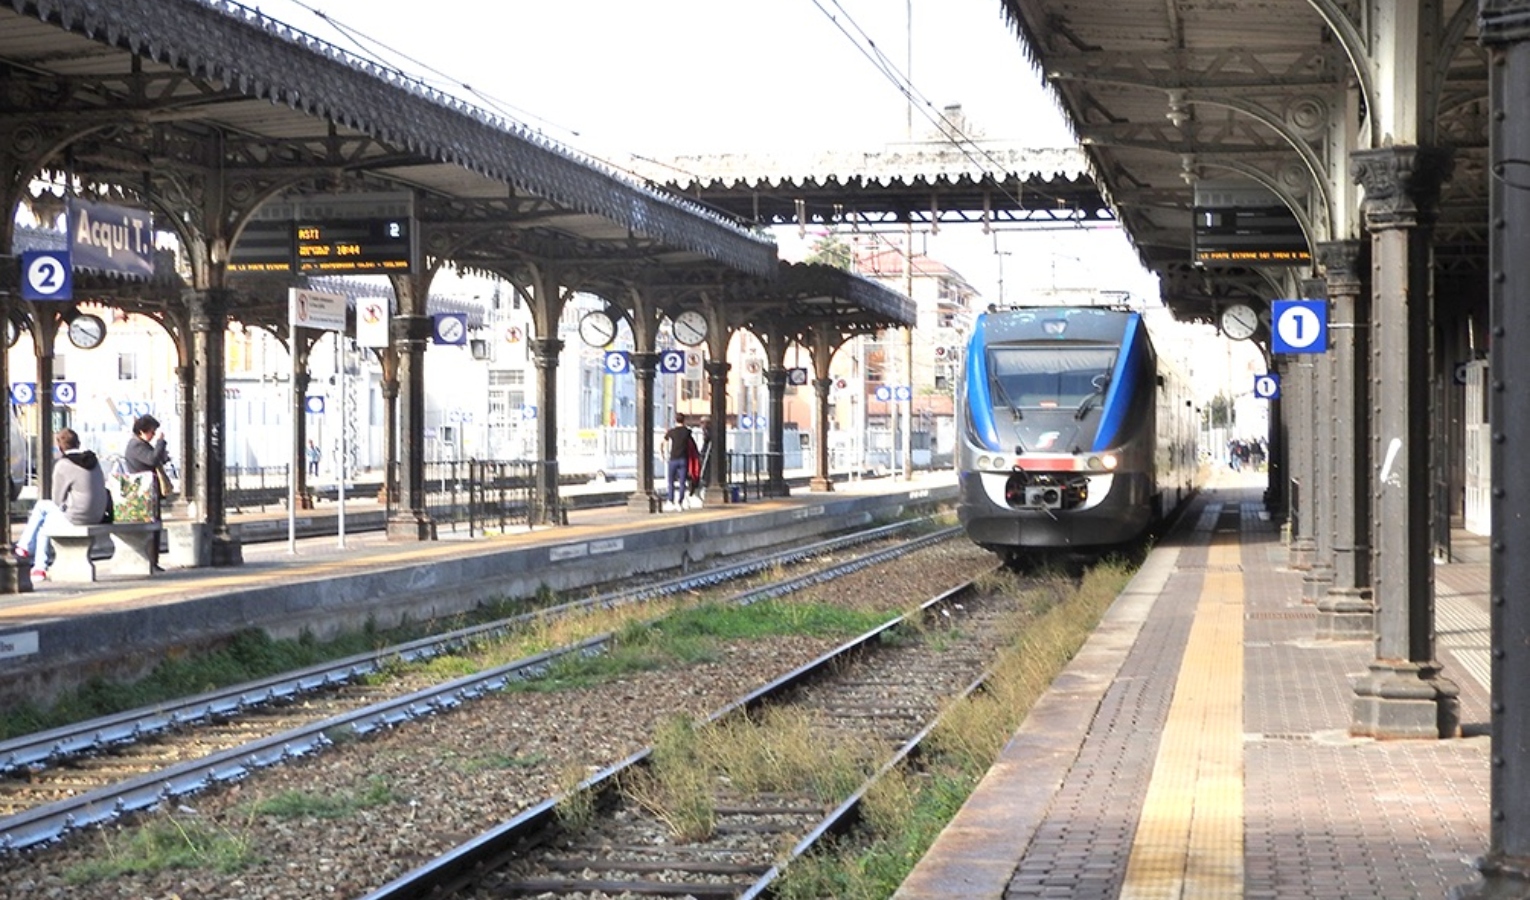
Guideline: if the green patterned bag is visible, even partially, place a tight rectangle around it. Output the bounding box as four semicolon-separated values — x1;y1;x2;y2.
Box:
112;472;155;523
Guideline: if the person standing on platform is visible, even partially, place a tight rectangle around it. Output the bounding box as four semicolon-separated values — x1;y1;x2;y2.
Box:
124;414;171;571
662;413;697;512
307;439;321;477
14;428;109;581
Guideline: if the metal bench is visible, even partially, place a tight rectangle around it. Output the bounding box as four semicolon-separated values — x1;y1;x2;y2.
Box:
41;521;162;583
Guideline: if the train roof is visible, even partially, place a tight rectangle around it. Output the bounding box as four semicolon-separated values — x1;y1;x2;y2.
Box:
977;306;1143;344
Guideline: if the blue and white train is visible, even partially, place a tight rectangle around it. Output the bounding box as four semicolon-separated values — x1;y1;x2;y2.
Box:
956;305;1199;564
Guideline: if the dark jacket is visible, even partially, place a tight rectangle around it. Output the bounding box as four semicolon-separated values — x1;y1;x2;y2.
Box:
54;449;110;526
124;435;169;475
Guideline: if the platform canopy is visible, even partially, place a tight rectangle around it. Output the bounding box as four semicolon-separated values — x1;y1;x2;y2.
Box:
632;144;1110;231
0;0;780;331
994;0;1488;323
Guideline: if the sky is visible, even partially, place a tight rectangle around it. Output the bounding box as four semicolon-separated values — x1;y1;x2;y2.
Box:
243;0;1162;309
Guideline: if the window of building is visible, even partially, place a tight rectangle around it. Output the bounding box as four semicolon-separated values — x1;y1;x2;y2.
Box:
118;353;139;381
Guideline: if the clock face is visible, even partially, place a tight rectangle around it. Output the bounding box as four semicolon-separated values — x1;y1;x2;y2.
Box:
1220;304;1259;341
672;309;708;346
578;311;617;347
67;313;107;350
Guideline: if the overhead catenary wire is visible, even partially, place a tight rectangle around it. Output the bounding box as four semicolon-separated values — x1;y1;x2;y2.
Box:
808;0;1065;213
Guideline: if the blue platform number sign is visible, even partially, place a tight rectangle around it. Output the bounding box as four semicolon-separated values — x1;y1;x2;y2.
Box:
604;351;631;375
21;250;71;301
305;395;326;415
1271;299;1328;354
521;405;537;420
1253;373;1281;400
9;383;36;406
51;382;77;406
659;350;686;374
432;313;467;346
894;385;913;402
874;385;892;402
740;413;754;429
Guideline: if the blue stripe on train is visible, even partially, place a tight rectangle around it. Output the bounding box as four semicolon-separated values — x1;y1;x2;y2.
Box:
966;314;1000;451
1092;313;1143;451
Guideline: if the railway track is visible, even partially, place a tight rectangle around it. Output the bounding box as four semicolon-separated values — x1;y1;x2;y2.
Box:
364;572;1014;899
0;521;960;853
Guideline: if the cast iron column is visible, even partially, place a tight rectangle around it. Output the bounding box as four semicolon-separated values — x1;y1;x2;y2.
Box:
530;337;564;525
187;288;241;565
706;359;729;500
0;259;24;592
1457;3;1530;892
1316;240;1375;639
1303;276;1335;604
628;352;659;512
1287;351;1315;569
765;367;789;496
810;377;834;492
1266;354;1287;520
171;362;194;517
386;314;435;540
1349;145;1459;739
290;345;311;509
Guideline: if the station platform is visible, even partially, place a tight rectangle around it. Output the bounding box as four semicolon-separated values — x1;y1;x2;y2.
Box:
0;472;956;706
895;466;1492;899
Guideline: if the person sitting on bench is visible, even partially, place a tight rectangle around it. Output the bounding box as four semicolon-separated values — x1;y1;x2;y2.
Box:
14;428;110;582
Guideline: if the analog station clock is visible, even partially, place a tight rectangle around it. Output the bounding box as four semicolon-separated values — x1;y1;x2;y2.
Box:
578;310;617;347
672;309;708;346
67;313;107;350
1219;304;1259;341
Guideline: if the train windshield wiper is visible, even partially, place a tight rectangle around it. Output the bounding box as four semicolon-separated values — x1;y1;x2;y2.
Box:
1075;373;1109;420
991;378;1023;420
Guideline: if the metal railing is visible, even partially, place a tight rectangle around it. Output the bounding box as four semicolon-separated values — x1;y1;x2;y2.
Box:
387;460;539;535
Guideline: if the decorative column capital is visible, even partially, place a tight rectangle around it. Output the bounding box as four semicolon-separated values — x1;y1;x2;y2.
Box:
1351;146;1453;231
629;351;659;379
184;287;230;332
390;314;434;344
704;359;731;379
1481;0;1530;44
1316;240;1365;293
528;337;564;368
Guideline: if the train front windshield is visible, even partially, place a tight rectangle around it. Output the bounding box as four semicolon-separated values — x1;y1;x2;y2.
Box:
988;346;1118;411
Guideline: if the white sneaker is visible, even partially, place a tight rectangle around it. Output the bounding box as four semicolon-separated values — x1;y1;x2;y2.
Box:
663;501;676;512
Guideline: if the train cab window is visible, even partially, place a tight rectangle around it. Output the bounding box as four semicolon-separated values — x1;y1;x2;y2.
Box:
989;346;1117;409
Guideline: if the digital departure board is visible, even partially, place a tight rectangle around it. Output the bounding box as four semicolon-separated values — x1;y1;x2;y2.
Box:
226;220;296;273
226;217;416;274
295;218;414;274
1193;206;1310;266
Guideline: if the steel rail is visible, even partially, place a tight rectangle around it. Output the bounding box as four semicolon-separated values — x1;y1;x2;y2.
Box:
357;569;991;900
0;524;959;852
0;518;935;778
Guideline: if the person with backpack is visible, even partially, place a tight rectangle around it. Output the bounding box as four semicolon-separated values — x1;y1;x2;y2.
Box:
662;414;697;512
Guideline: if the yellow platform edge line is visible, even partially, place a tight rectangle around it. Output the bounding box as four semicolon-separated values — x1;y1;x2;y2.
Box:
1120;531;1245;899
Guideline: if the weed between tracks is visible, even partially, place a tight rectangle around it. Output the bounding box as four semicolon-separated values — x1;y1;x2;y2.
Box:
768;558;1135;900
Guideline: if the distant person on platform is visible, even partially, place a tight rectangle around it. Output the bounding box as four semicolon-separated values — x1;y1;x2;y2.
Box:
663;414;697;512
14;428;110;581
307;439;321;477
125;415;172;572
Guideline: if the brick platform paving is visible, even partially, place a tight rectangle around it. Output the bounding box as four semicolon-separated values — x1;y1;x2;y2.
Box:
895;473;1492;900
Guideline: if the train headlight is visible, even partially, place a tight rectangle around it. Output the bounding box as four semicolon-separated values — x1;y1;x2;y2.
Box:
1085;454;1119;471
